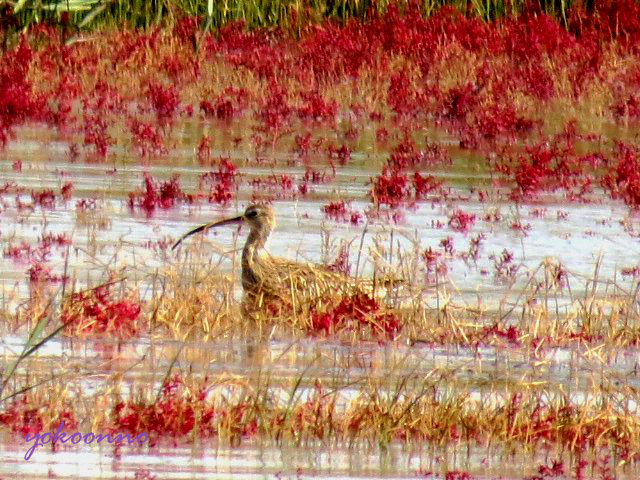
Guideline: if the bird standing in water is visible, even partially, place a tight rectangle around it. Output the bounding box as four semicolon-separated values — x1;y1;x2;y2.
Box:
172;203;363;315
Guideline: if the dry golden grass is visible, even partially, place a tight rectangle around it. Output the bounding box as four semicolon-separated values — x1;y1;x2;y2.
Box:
2;349;639;463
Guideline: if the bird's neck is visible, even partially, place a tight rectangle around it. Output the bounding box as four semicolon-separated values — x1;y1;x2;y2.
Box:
243;227;270;257
241;226;272;289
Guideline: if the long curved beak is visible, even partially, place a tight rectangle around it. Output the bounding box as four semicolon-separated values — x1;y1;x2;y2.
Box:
172;214;244;251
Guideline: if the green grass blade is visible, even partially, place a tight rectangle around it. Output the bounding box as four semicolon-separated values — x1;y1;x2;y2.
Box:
14;0;29;14
79;3;107;27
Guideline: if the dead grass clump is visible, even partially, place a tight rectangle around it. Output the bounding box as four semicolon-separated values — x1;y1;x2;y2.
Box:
150;262;239;341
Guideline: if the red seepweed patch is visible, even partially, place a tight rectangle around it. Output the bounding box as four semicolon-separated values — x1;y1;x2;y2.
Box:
128;119;167;159
200;87;248;121
322;201;362;225
0;37;46;147
199;157;238;205
113;374;215;442
112;374;258;443
31;189;56;208
310;293;401;339
602;142;640;208
0;397;78;438
147;83;180;125
61;284;142;339
370;166;411;208
447;209;476;233
128;173;193;216
27;260;67;284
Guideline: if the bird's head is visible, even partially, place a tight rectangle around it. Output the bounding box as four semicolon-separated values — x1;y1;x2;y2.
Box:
242;203;275;233
172;202;275;250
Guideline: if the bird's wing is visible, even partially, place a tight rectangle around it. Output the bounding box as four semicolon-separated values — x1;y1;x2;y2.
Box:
261;255;400;301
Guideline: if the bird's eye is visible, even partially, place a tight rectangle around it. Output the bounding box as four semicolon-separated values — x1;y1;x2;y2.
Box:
246;210;257;218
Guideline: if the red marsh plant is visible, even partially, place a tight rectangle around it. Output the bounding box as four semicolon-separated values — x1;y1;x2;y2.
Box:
480;324;521;346
494;123;605;201
370;166;411;208
277;381;335;442
257;81;292;139
4;232;69;266
440;236;455;256
81;81;123;159
421;236;459;283
622;265;640;278
31;188;57;209
297;90;337;124
442;83;478;123
327;144;351;166
294;132;312;159
322;201;362;225
10;259;65;298
113;374;216;443
213;21;285;79
27;261;66;284
198;157;239;205
472;104;535;142
421;472;476;480
568;0;640;48
371;138;451;208
133;470;158;480
326;243;352;276
524;460;565;480
602;141;640;208
387;138;452;170
82;109;111;158
61;284;142;339
303;166;335;185
250;174;298;200
128;119;167;159
39;232;71;249
0;37;45;148
0;396;77;437
172;15;199;46
46;73;83;131
387;70;426;117
612;93;640;121
113;374;259;443
414;173;444;200
422;246;449;282
460;233;485;266
4;3;640;173
296;19;379;81
310;293;402;340
128;173;194;216
490;249;520;283
447;209;476;233
511;220;532;236
196;134;212;164
147;82;180;125
3;241;33;262
200;87;249;121
60;181;74;201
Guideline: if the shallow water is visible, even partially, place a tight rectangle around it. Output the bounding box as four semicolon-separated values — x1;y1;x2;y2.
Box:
2;123;640;478
1;326;639;477
2;125;639;305
0;438;569;479
0;127;640;293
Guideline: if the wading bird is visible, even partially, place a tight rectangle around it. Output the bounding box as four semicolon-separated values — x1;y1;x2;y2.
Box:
172;203;368;315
